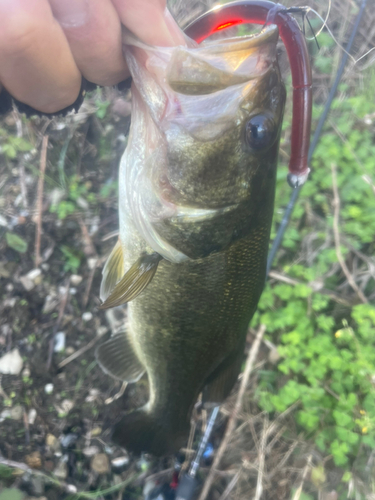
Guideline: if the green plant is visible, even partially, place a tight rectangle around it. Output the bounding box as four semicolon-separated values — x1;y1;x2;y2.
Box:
0;128;33;159
50;175;96;220
251;50;375;469
60;245;82;273
253;288;375;466
5;232;28;253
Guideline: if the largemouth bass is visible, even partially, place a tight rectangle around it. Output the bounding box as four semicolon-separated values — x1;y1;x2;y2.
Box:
97;24;286;455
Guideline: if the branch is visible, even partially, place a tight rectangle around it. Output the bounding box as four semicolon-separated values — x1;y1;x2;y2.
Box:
269;271;352;307
34;135;48;268
331;163;368;304
198;325;266;500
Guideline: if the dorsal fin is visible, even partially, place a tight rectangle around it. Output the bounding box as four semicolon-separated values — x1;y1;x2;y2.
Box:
100;253;162;309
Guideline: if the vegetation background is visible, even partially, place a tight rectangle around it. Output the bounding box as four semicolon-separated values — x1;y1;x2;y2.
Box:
0;0;374;499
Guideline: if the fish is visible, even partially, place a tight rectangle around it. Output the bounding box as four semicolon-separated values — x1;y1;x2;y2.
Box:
96;23;286;456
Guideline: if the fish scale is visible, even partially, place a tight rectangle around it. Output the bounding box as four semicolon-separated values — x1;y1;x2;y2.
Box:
97;23;286;455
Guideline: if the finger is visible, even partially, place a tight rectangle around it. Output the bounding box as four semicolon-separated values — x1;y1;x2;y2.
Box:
49;0;129;86
0;0;82;114
111;0;186;46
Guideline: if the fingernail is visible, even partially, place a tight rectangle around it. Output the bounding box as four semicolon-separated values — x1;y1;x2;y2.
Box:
49;0;89;28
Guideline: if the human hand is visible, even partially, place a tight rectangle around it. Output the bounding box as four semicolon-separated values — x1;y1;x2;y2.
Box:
0;0;185;114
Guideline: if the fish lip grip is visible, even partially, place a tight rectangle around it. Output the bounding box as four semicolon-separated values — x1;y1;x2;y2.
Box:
185;0;312;188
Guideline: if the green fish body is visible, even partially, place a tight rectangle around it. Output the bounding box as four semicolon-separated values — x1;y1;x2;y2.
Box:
97;25;286;455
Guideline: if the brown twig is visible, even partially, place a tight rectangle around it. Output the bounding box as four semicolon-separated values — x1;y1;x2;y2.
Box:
254;415;268;500
218;468;241;500
292;454;313;500
267;441;299;480
331;163;368;303
269;270;352;307
181;416;197;473
82;256;106;310
58;331;104;369
198;325;266;500
78;216;97;257
19;160;28;209
34;135;48;268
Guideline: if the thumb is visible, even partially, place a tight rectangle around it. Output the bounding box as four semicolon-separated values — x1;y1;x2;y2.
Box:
110;0;185;46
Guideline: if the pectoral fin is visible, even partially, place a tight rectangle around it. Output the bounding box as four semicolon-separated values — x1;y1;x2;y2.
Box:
100;253;162;309
100;240;125;302
96;330;145;382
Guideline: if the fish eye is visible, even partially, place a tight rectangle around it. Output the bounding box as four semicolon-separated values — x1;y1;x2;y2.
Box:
245;113;277;151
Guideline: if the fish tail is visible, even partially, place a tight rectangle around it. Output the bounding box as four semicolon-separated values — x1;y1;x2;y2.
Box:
112;408;188;456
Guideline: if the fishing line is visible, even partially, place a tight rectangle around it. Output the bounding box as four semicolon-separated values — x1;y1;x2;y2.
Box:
266;0;368;275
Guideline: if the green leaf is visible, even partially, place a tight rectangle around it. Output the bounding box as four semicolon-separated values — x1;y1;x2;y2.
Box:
6;232;28;253
0;488;25;500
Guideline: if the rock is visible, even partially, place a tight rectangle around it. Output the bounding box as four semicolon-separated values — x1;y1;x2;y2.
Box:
53;332;65;352
53;458;68;480
85;388;101;402
44;459;54;472
60;399;74;414
0;409;12;422
83;446;100;457
91;453;110;474
26;268;42;281
268;347;281;364
46;434;57;449
82;312;93;322
87;258;97;270
0;214;7;227
44;383;54;394
30;476;44;496
76;196;89;210
70;274;83;286
10;405;24;421
97;326;108;337
0;348;23;375
42;294;58;314
28;408;37;425
19;276;35;291
25;451;42;469
61;433;78;449
3;297;16;308
49;188;65;206
111;456;130;474
66;485;77;494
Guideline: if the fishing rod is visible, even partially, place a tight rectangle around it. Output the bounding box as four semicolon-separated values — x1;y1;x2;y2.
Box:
176;407;220;500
